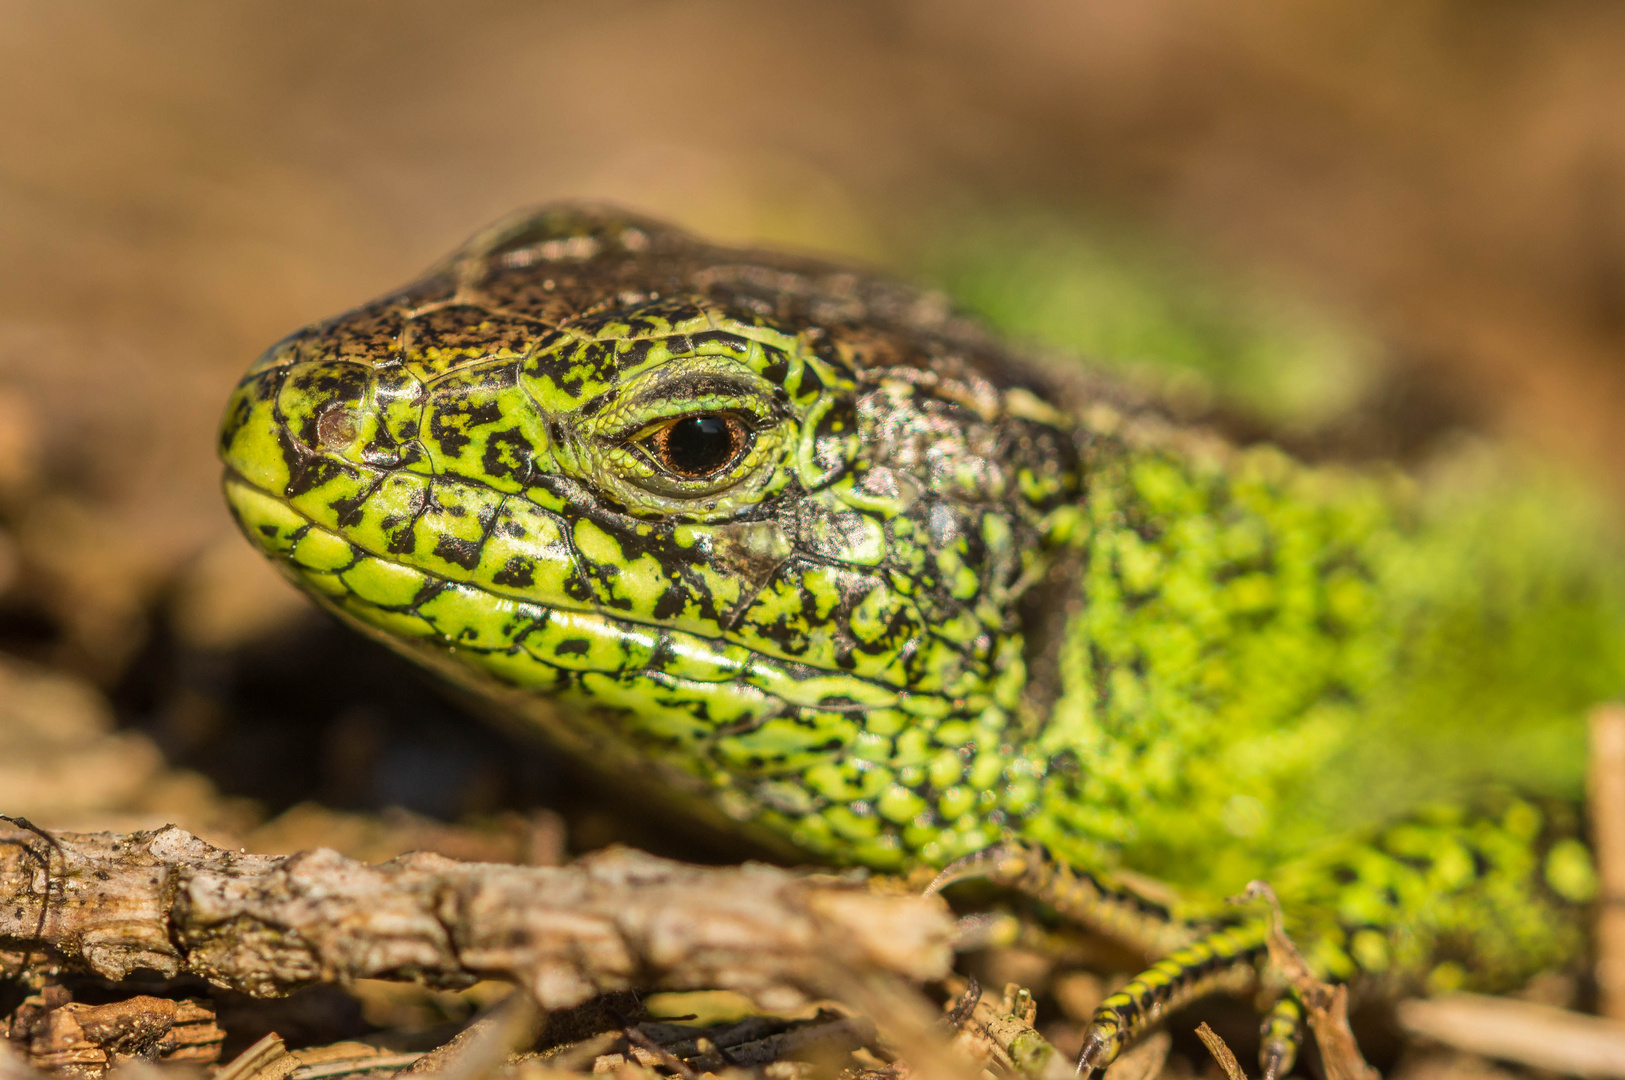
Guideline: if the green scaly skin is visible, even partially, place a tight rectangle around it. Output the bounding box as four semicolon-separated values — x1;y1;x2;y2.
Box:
218;204;1624;1065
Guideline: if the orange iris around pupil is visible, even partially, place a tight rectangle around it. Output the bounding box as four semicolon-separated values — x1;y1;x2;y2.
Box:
651;414;743;477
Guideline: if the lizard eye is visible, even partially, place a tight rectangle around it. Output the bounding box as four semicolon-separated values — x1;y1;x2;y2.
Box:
640;413;751;479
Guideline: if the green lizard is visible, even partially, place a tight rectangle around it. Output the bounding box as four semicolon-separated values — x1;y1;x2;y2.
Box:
217;204;1625;1075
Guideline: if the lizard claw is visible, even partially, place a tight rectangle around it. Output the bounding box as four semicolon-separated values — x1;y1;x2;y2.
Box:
1075;1027;1116;1078
923;842;1027;896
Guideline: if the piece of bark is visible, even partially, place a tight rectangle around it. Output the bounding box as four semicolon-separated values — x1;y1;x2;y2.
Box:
6;992;223;1079
0;825;952;1014
224;1036;303;1080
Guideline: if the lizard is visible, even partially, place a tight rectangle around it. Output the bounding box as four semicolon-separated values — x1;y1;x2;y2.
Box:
217;203;1625;1076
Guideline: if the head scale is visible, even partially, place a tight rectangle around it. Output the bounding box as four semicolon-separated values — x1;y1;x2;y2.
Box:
219;204;1079;867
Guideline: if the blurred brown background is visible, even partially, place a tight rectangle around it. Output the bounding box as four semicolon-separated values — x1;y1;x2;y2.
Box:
1;0;1624;847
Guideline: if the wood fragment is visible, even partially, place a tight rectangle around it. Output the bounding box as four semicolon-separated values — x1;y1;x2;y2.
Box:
942;976;1069;1079
1195;1022;1247;1080
5;991;223;1078
0;825;952;1013
214;1034;294;1080
0;814;64;980
1591;704;1625;1021
1397;992;1625;1080
291;1053;422;1079
1308;985;1379;1080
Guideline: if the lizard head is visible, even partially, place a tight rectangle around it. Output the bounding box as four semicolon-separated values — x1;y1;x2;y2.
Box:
218;204;1078;866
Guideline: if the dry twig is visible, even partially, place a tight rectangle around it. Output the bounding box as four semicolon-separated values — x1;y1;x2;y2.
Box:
1397;993;1625;1080
1591;705;1625;1021
0;825;952;1013
941;976;1069;1079
1243;881;1380;1080
1194;1022;1247;1080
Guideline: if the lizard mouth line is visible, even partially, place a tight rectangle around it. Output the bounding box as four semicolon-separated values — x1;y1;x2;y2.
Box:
221;466;909;715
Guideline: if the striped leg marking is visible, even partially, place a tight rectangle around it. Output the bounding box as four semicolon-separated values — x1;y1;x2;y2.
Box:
1259;994;1303;1080
1076;923;1268;1076
929;848;1298;1078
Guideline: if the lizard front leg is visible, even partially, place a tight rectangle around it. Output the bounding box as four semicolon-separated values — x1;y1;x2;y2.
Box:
929;842;1299;1078
1074;923;1272;1076
927;841;1201;958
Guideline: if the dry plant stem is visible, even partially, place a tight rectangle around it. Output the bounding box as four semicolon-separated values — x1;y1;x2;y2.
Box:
619;1024;698;1080
1590;704;1625;1021
940;976;1069;1080
1396;993;1625;1080
215;1034;295;1080
1243;882;1380;1080
979;984;1069;1080
1194;1023;1247;1080
0;825;951;1011
296;1052;421;1079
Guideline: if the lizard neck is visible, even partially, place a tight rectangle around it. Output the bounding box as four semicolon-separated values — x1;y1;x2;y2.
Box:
1007;422;1402;890
1009;421;1625;895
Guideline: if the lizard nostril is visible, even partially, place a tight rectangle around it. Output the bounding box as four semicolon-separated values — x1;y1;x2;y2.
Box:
316;408;358;449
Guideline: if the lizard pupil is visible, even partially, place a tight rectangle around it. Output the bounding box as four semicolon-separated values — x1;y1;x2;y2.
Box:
657;414;742;477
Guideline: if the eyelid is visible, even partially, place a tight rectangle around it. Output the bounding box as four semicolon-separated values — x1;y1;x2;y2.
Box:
606;395;773;443
628;407;759;444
